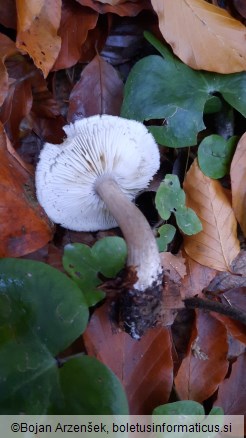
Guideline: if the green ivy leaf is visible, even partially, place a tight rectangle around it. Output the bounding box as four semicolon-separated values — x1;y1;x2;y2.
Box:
63;237;127;307
0;259;89;413
153;400;205;415
51;356;129;414
175;206;203;235
152;401;224;438
92;236;127;278
156;224;176;252
155;175;185;220
121;32;246;147
155;175;202;236
198;135;237;178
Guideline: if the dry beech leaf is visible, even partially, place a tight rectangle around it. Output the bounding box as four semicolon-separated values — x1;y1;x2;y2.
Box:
0;0;17;29
174;310;229;401
215;352;246;415
83;302;173;414
76;0;150;17
0;123;54;257
233;0;246;18
211;287;246;345
52;0;98;71
0;56;33;147
16;0;61;77
67;54;124;121
231;133;246;237
151;0;246;73
0;34;18;106
160;251;186;283
183;159;240;271
180;252;217;299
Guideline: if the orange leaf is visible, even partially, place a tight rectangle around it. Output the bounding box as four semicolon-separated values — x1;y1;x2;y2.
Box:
67;54;124;121
16;0;61;77
0;123;54;257
0;34;18;106
180;252;217;299
174;310;228;401
83;302;173;414
151;0;246;73
231;133;246;237
183;159;240;271
52;0;98;71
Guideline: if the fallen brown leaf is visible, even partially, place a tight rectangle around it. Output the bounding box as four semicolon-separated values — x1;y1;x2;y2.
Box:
231;132;246;237
52;0;98;71
151;0;246;73
215;352;246;415
0;122;54;257
183;159;240;271
0;34;18;106
233;0;246;18
76;0;151;16
174;310;229;401
16;0;62;77
160;251;186;283
83;302;173;414
67;54;123;121
0;0;16;29
180;251;217;299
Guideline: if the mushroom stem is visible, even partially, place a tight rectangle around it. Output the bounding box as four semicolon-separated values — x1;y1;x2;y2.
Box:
96;177;162;289
95;176;163;339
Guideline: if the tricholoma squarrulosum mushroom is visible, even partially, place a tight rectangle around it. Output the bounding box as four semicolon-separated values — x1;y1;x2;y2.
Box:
36;115;164;339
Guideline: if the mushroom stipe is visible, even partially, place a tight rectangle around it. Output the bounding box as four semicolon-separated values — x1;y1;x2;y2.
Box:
35;115;164;339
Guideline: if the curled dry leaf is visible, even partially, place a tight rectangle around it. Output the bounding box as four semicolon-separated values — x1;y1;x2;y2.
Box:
67;54;124;121
0;0;16;29
52;0;98;71
151;0;246;73
0;34;18;106
180;252;217;299
160;251;186;283
233;0;246;18
16;0;62;77
174;310;229;402
76;0;151;17
183;159;240;272
83;302;173;414
0;123;54;257
0;55;33;146
211;287;246;345
231;132;246;237
215;352;246;415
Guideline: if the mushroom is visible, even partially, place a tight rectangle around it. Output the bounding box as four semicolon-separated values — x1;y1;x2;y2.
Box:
36;115;163;339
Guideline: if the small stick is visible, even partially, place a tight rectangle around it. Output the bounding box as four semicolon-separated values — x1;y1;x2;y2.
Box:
184;297;246;326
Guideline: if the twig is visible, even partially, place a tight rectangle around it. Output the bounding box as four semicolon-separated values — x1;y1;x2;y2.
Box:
184;297;246;326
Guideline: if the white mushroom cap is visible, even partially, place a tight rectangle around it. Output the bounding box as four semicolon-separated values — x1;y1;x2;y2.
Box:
35;115;160;231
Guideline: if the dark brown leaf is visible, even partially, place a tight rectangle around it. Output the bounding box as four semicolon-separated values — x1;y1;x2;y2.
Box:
76;0;151;17
0;34;18;106
215;352;246;415
52;0;98;71
0;56;33;147
28;70;66;143
174;310;229;402
67;54;124;121
83;302;173;414
0;0;16;28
